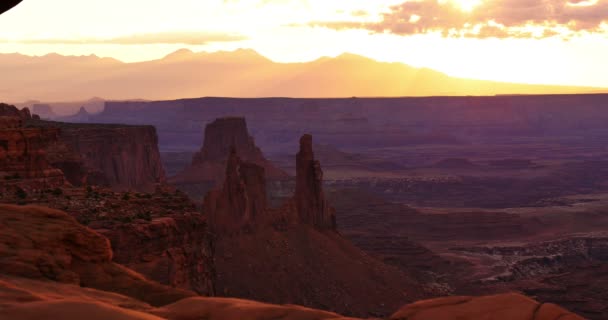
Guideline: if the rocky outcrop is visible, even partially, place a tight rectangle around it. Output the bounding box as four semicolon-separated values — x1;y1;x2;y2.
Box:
294;134;336;229
204;135;430;317
390;293;584;320
0;103;32;120
0;105;65;190
100;213;215;296
204;134;334;233
0;180;216;296
170;117;288;188
0;279;585;320
0;204;195;306
203;147;267;233
49;122;166;192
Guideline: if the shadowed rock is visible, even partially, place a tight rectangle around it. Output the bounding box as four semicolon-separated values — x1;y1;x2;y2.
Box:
295;134;336;229
170;117;287;189
203;147;267;234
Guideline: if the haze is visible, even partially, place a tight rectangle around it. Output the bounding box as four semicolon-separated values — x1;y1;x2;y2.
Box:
1;0;608;92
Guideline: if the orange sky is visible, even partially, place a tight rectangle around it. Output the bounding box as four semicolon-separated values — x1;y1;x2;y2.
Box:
1;0;607;88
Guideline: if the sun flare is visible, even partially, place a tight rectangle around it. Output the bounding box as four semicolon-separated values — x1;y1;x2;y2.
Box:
452;0;483;11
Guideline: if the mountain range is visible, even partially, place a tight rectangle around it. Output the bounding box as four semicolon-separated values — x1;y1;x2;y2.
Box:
1;49;604;102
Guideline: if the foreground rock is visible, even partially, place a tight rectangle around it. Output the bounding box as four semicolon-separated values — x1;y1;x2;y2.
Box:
390;293;584;320
0;204;585;319
0;277;584;320
0;185;216;296
0;204;195;306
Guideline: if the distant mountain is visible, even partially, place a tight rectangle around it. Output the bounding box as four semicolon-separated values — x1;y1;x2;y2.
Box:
1;49;603;102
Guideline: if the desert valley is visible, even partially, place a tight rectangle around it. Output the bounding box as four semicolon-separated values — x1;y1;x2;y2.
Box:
1;91;608;319
2;0;608;319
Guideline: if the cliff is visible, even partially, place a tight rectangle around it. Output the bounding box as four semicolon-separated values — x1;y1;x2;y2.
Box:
37;121;167;192
170;117;288;188
0;104;65;190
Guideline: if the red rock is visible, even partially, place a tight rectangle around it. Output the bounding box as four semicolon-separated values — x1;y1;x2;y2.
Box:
390;293;585;320
0;103;32;120
203;134;336;233
203;147;267;233
294;134;336;229
204;135;427;317
0;104;65;189
51;123;167;192
0;204;194;306
99;214;215;295
170;117;288;187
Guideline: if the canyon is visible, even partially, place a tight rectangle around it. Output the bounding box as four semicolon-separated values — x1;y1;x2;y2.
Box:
2;97;607;318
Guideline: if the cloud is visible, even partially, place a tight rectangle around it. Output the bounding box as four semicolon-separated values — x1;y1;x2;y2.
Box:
311;0;608;38
2;31;247;45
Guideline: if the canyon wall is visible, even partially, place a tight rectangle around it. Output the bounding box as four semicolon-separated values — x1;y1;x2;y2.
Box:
0;104;65;190
53;123;167;192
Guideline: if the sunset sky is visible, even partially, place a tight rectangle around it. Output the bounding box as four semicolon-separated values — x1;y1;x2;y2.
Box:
1;0;607;87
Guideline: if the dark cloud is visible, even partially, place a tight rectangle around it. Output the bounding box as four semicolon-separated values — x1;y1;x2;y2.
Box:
2;31;247;45
312;0;608;38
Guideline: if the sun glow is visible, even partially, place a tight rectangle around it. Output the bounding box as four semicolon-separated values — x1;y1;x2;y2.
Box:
452;0;483;12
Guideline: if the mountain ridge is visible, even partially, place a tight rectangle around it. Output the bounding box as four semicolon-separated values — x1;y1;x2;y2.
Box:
1;49;604;102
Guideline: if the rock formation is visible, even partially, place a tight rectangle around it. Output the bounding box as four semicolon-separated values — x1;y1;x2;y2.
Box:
389;293;584;320
294;134;336;229
203;135;432;317
0;204;195;306
0;179;216;296
170;117;288;193
100;212;215;296
43;122;167;192
0;104;65;190
0;102;32;120
203;147;268;233
204;134;334;233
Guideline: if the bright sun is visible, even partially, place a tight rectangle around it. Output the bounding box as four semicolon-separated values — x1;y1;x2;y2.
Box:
452;0;483;11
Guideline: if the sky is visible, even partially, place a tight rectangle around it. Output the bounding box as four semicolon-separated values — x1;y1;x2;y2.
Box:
0;0;607;87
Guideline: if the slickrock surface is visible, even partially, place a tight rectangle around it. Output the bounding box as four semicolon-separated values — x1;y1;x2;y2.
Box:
390;293;584;320
0;185;215;296
0;204;195;306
